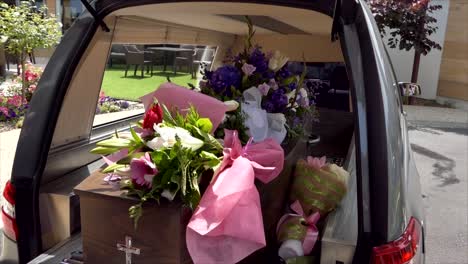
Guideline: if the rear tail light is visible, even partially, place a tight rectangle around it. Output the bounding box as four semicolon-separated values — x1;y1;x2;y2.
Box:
2;180;18;241
371;217;421;264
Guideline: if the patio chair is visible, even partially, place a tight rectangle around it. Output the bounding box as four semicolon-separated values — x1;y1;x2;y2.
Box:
5;50;35;75
145;48;164;73
173;45;195;75
108;44;126;67
192;48;216;79
123;44;152;77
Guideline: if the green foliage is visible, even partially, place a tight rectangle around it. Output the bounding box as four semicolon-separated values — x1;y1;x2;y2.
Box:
0;1;62;101
15;116;24;128
367;0;442;55
99;102;121;113
0;1;62;56
91;105;223;228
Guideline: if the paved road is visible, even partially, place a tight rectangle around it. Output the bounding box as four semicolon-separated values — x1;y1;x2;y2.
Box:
408;123;468;264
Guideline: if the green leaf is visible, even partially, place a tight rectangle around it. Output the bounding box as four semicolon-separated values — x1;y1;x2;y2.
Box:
96;137;132;148
90;146;120;155
160;168;176;187
129;204;143;230
102;163;127;173
161;104;177;126
281;76;297;86
116;152;145;165
200;151;221;168
196;118;213;133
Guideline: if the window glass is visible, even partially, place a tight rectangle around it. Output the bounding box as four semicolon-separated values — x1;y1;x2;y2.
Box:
93;44;216;127
61;0;83;31
287;61;350;111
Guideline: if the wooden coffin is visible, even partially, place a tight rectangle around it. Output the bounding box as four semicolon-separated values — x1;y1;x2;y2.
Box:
74;171;192;264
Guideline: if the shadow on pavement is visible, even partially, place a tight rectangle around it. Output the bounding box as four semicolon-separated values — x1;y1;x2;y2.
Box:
411;143;460;187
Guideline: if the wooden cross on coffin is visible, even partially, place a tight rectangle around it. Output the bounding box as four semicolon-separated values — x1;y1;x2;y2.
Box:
117;236;141;264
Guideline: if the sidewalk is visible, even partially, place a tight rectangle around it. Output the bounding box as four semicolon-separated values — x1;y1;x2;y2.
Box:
404;105;468;128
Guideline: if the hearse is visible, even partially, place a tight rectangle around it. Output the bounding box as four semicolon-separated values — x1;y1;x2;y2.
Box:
1;0;425;263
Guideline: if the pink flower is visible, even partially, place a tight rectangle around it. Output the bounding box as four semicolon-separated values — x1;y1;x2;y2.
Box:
28;84;37;93
268;78;279;90
0;107;9;117
306;156;327;170
257;83;271;96
7;95;24;107
130;153;158;188
241;63;256;76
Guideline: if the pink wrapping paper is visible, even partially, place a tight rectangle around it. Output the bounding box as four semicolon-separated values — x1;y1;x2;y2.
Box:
186;130;284;264
277;200;320;255
139;83;228;131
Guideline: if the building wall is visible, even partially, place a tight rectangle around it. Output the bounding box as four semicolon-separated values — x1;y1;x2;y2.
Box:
384;0;449;100
45;0;56;15
437;0;468;101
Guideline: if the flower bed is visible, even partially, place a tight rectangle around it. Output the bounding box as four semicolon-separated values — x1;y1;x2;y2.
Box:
95;91;143;115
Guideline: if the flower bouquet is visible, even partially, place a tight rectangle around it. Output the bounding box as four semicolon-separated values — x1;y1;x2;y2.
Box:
200;17;317;145
88;84;286;263
85;17;330;264
90;101;223;226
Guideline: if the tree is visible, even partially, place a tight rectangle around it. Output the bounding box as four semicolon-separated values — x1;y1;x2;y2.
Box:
368;0;442;84
0;0;62;100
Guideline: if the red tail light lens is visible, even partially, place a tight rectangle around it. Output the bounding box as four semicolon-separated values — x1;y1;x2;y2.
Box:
371;217;421;264
2;181;18;241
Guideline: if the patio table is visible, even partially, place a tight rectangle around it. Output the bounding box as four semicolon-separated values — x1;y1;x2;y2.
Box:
146;47;194;72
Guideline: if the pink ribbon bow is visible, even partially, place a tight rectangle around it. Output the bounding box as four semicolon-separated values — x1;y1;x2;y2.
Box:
186;130;284;264
277;200;320;255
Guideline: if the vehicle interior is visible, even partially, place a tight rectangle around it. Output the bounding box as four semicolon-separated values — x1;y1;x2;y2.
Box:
4;2;359;263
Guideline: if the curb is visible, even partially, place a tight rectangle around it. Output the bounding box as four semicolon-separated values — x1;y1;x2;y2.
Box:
407;120;468;130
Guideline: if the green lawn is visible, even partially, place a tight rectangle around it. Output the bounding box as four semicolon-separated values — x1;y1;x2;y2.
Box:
101;65;197;101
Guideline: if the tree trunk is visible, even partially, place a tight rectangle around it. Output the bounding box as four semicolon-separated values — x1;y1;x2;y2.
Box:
0;45;6;78
411;50;421;83
409;50;422;105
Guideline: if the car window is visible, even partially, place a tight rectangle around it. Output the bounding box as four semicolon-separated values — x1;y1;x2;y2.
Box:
287;61;350;112
92;43;216;127
383;45;404;112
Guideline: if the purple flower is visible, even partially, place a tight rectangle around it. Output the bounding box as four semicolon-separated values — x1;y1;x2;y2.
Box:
262;89;288;113
262;70;275;80
206;65;242;97
241;63;256;76
130;153;158;188
8;109;17;118
258;83;271;96
268;79;279;90
249;47;269;74
277;67;293;80
120;101;130;109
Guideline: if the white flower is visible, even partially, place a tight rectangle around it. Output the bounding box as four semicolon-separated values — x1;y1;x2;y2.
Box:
268;50;289;72
161;189;177;201
147;124;204;151
299;88;308;98
115;166;131;177
0;35;8;43
224;100;239;112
